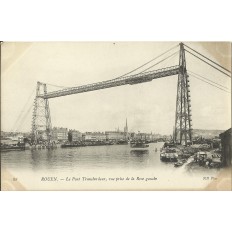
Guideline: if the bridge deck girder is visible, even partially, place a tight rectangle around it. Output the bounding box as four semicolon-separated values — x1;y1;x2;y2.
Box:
39;65;179;99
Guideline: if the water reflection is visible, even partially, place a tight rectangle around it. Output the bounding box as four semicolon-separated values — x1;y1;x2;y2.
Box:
129;150;149;167
31;150;41;169
130;149;149;156
2;142;165;171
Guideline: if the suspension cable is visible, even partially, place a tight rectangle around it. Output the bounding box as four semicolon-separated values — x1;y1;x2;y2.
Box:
139;51;179;73
11;87;36;132
111;44;179;80
184;43;231;73
189;73;230;93
185;49;231;78
44;44;179;88
16;103;34;132
46;83;71;89
188;70;229;90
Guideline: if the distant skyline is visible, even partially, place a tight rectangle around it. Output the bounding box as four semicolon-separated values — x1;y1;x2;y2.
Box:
1;42;231;134
1;117;164;135
1;126;226;135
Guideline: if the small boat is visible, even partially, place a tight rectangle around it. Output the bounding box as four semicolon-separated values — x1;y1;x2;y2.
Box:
0;146;25;152
1;143;26;152
117;140;129;145
160;148;178;162
130;142;149;149
174;161;184;167
61;143;86;148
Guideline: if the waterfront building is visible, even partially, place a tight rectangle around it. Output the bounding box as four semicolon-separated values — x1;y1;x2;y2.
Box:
105;131;125;141
134;133;151;141
1;131;9;139
69;129;82;142
130;132;136;140
132;132;159;141
1;131;25;140
83;132;106;141
52;127;68;142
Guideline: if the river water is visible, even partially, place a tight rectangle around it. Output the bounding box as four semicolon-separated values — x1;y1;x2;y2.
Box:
2;142;170;171
2;142;223;190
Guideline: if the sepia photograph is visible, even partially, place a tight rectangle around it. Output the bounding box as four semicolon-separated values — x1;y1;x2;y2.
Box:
1;2;232;232
1;41;231;190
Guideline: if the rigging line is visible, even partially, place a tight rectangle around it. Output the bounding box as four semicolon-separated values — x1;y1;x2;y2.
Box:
139;51;179;73
45;83;71;89
11;87;36;132
45;44;179;88
43;44;179;89
154;50;179;69
111;44;179;80
144;48;179;73
183;43;231;73
189;73;230;93
188;70;229;90
185;49;231;78
16;103;34;132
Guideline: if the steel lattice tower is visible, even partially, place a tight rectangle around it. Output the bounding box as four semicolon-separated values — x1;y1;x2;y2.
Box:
31;82;52;144
174;43;193;145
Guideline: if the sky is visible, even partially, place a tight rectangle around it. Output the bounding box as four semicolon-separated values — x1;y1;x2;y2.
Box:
1;42;231;135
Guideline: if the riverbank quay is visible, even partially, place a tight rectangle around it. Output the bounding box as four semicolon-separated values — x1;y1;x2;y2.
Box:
160;141;224;171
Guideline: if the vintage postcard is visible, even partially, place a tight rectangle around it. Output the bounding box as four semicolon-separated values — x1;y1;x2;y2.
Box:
1;42;231;190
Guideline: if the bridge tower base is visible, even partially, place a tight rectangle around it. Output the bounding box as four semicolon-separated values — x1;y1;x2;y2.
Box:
31;82;52;145
174;43;193;145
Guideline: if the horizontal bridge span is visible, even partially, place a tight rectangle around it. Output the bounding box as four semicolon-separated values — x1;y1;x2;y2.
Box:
39;65;179;99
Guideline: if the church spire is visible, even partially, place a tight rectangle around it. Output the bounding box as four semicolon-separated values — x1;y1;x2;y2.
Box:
124;118;128;133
